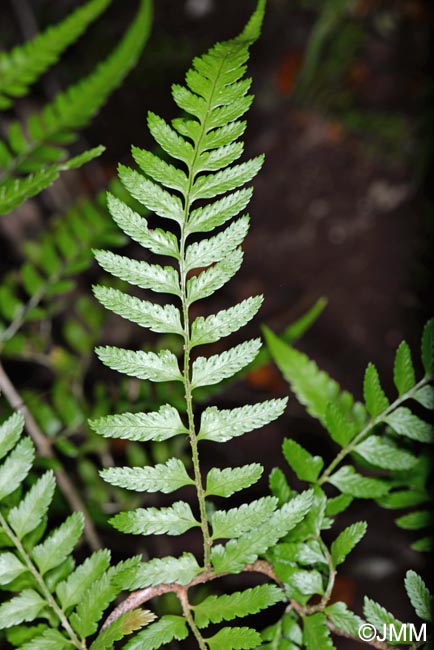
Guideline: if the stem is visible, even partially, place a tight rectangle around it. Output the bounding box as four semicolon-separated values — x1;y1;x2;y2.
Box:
176;57;228;570
0;283;49;345
179;222;212;568
0;361;102;551
318;538;336;609
317;376;432;485
177;587;208;650
101;560;399;650
0;512;86;650
101;560;284;630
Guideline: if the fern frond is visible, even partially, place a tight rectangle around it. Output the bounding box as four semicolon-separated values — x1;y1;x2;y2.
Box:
194;584;285;628
1;0;152;177
123;615;188;650
0;412;152;646
101;458;194;493
211;491;314;573
0;0;111;109
263;325;364;431
121;554;202;590
198;399;287;443
91;2;319;646
205;626;262;650
89;404;188;441
0;146;103;215
205;464;264;498
211;497;278;539
110;501;199;536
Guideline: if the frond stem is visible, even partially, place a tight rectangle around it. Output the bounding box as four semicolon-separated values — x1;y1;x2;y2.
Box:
177;586;208;650
177;54;229;570
101;559;398;649
179;226;212;568
0;511;86;650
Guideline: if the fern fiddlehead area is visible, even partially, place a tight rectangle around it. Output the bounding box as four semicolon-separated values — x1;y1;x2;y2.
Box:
0;1;432;648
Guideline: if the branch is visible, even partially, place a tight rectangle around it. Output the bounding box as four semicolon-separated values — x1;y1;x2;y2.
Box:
102;560;286;630
0;360;102;551
102;559;400;650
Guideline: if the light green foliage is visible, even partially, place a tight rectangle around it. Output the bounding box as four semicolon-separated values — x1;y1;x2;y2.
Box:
282;438;324;482
363;598;405;638
0;148;104;215
0;413;153;647
110;501;199;536
330;521;367;566
89;609;156;650
264;321;433;647
206;626;262;649
327;465;389;498
354;436;417;470
122;554;202;590
101;458;194;493
393;341;416;395
211;491;314;573
363;363;390;417
90;405;188;441
0;0;154;531
124;616;189;650
205;464;263;497
266;322;433;505
90;3;325;645
198;399;287;442
0;185;124;352
325;602;364;636
303;613;336;650
404;571;433;622
211;497;278;539
194;585;285;628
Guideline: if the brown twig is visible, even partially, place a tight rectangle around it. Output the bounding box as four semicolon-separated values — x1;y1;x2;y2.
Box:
102;560;285;630
0;361;102;551
102;559;399;650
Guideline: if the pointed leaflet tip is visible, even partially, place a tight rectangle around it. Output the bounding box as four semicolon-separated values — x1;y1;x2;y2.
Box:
237;0;266;43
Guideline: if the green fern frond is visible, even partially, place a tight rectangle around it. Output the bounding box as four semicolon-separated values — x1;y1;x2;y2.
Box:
1;0;152;178
0;0;111;109
193;584;285;628
89;2;316;645
0;412;153;647
0;146;103;216
265;324;433;500
94;0;271;489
